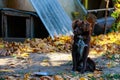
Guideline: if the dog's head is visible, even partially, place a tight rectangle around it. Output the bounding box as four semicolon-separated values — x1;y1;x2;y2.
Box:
72;19;91;35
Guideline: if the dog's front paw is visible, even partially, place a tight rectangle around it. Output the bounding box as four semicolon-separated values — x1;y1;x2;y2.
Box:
80;69;85;74
72;67;77;72
80;67;86;73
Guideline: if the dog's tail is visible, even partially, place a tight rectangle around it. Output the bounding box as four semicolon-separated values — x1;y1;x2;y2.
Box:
86;57;96;72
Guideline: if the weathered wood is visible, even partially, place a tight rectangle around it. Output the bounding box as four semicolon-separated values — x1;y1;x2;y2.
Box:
1;10;30;17
4;15;8;38
1;13;8;38
30;16;34;38
1;13;5;37
1;9;35;40
26;17;31;38
3;38;25;42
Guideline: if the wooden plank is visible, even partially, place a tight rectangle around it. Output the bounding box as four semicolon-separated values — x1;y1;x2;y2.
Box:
2;11;30;17
26;17;31;38
1;13;5;37
30;16;34;38
1;8;36;40
3;15;8;38
3;38;25;42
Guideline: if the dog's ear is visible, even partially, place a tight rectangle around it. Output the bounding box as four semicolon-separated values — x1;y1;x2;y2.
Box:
72;19;82;30
86;20;91;31
86;14;97;34
82;20;91;32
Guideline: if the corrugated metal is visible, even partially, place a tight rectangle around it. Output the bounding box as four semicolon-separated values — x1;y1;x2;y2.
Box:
74;0;87;19
30;0;73;39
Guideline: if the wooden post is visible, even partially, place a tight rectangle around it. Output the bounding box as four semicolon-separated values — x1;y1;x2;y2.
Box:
4;15;8;38
1;13;4;37
104;0;109;34
1;13;8;38
26;17;31;38
30;16;34;38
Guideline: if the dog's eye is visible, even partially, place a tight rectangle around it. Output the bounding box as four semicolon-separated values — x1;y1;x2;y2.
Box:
86;24;89;26
79;26;82;29
85;23;89;28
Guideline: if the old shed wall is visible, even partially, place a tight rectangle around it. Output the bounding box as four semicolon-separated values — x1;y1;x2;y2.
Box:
0;0;7;8
7;0;34;11
6;0;75;19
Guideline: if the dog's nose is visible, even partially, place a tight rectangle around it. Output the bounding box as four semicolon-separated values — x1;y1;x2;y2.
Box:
73;30;76;34
74;31;78;35
73;29;77;34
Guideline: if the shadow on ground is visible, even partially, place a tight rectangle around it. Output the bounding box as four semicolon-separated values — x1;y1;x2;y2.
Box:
0;52;120;77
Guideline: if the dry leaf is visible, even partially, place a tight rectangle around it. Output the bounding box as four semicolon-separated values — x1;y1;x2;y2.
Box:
87;73;94;77
79;77;88;80
40;76;52;80
106;62;112;68
54;75;64;80
24;73;30;80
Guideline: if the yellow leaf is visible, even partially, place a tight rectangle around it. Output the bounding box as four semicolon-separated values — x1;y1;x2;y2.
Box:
115;40;120;45
0;69;14;72
106;62;112;68
40;76;52;80
93;70;102;77
79;77;88;80
87;73;94;77
20;52;29;58
24;73;30;80
42;59;49;62
99;77;104;80
0;44;4;48
54;75;64;80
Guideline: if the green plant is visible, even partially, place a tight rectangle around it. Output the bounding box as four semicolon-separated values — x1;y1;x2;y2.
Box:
111;0;120;31
0;77;5;80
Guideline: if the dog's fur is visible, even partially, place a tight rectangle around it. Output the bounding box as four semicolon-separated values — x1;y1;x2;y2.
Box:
72;19;96;73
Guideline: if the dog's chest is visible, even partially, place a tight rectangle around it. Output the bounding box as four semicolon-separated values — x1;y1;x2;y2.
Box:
73;38;87;58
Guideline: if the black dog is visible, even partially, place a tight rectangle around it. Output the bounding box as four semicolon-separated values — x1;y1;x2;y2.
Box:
72;19;96;73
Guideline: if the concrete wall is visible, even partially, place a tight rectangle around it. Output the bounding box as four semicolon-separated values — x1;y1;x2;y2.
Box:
6;0;75;19
7;0;34;11
0;0;7;8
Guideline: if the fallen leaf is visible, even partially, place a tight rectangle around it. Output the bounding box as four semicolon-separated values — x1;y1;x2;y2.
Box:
79;77;88;80
24;73;30;80
87;73;94;77
54;75;64;80
93;70;102;78
106;62;112;68
0;69;14;72
40;76;52;80
20;52;30;58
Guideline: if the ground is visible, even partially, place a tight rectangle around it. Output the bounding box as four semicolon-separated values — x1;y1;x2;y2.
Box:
0;32;120;79
0;52;120;80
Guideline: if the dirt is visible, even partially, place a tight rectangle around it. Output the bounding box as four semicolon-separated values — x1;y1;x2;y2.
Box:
0;52;120;79
0;53;72;77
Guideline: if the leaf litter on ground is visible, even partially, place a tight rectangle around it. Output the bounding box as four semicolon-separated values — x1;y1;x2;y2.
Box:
0;31;120;80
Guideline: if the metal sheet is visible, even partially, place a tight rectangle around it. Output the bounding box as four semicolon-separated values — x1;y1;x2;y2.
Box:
74;0;88;19
30;0;73;39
